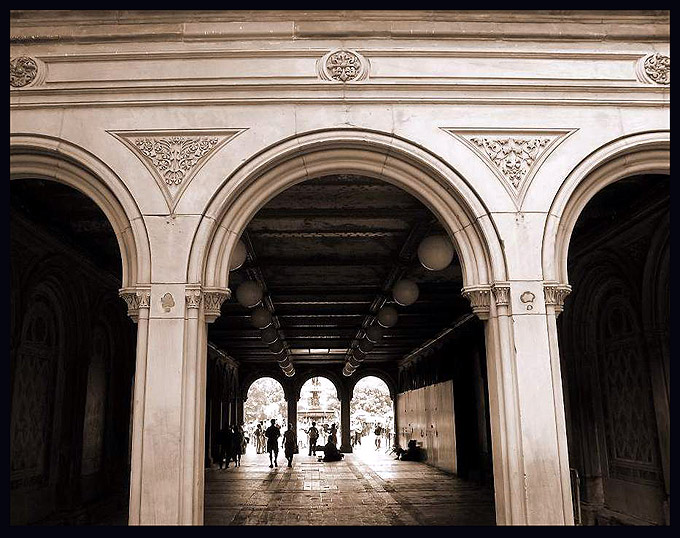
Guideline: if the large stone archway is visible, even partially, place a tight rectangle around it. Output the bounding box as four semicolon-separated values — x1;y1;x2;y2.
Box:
168;128;577;526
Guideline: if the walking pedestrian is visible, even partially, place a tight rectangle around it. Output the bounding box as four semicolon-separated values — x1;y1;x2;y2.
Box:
306;421;319;456
282;423;297;468
265;418;281;468
374;424;383;450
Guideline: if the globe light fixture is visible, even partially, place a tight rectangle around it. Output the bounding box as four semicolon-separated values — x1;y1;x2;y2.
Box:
251;306;272;328
269;340;284;354
352;348;366;362
342;364;355;377
366;324;384;343
377;305;398;328
275;351;289;363
278;356;292;368
393;278;419;306
417;234;454;271
284;368;295;378
260;325;278;344
229;239;247;271
348;355;361;368
236;280;263;308
358;338;374;353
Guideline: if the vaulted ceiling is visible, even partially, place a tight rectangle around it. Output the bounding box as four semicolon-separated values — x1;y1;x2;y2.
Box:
212;175;470;368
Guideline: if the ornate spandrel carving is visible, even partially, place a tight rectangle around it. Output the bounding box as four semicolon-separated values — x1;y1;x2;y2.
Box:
543;283;572;316
461;286;492;320
204;288;231;323
443;129;575;209
10;56;39;88
109;129;244;212
119;288;151;322
318;49;369;82
636;53;670;85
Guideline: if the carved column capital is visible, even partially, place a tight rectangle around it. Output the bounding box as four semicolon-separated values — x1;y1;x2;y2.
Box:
491;283;511;308
119;287;151;323
203;288;231;323
461;285;492;320
185;287;202;310
543;282;572;316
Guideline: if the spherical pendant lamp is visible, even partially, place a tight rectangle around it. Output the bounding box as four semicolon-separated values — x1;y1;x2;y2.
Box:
358;338;374;353
269;340;284;354
377;305;398;328
393;279;419;306
417;235;454;271
348;355;361;368
366;325;384;343
284;369;295;378
352;348;366;362
281;362;294;373
275;351;289;364
278;356;291;368
342;364;355;377
260;325;278;344
229;239;247;271
251;306;272;328
236;280;262;308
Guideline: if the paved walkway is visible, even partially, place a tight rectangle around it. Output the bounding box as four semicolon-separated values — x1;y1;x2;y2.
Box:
204;444;496;526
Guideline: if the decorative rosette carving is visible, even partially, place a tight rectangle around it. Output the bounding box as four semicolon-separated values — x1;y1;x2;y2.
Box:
10;56;41;88
318;49;369;82
636;53;670;85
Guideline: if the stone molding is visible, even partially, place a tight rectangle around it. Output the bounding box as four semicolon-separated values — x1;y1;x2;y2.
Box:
119;287;151;322
317;49;369;82
444;128;577;208
543;282;572;316
109;129;245;213
636;53;670;85
461;285;492;320
10;56;44;88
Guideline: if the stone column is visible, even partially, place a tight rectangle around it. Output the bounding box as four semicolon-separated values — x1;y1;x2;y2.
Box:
286;396;298;432
392;397;399;448
463;282;574;525
340;386;352;453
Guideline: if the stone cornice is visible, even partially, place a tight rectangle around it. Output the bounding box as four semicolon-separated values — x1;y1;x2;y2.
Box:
10;11;669;44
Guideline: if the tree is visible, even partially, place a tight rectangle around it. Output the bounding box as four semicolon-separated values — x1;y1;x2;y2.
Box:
244;378;286;424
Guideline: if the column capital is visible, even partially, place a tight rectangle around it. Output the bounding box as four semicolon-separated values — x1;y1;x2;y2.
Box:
543;282;572;316
119;286;151;322
202;287;231;323
185;286;202;310
461;285;492;320
491;282;511;308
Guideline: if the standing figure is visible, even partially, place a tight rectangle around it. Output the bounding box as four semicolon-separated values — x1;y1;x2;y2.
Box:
329;423;338;446
255;422;264;454
216;427;229;469
282;423;297;468
265;418;281;468
306;421;319;456
230;425;243;467
374;424;383;450
223;426;235;469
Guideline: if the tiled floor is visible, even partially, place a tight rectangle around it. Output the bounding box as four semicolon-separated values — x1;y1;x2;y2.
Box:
204;445;496;526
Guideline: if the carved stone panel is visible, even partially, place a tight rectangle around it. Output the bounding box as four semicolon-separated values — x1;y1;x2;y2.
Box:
109;129;245;212
318;49;369;82
443;129;576;208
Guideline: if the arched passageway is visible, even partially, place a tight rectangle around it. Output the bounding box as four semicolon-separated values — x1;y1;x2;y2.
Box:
200;133;502;525
557;174;670;525
10;178;138;525
349;376;394;454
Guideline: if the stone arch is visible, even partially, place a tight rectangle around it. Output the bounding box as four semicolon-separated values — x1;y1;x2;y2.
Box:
347;369;396;401
542;130;670;287
293;371;343;402
10;133;152;289
241;372;289;403
188;128;507;294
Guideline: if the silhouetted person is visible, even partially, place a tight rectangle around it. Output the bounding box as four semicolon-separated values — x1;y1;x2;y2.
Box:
255;422;264;454
321;439;344;462
282;423;297;468
306;421;319;456
329;423;338;446
230;425;243;467
374;424;383;449
265;418;281;468
395;440;424;461
216;427;229;469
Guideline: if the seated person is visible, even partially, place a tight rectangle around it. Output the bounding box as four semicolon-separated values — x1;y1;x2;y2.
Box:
394;440;424;461
320;440;344;462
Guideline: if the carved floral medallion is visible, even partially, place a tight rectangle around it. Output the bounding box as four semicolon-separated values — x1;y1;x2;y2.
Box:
636;53;670;85
318;49;369;82
10;56;38;88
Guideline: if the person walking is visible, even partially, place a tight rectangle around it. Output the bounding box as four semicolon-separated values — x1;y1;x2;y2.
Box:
265;418;281;468
230;424;243;467
306;421;319;456
282;423;297;468
216;426;229;469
